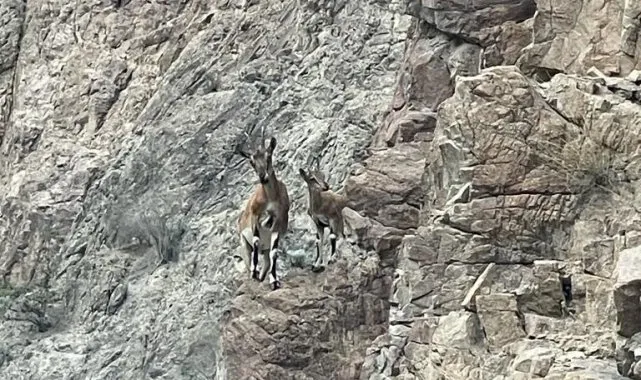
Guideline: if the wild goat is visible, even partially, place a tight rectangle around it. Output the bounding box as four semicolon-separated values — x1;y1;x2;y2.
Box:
236;134;290;290
299;164;347;272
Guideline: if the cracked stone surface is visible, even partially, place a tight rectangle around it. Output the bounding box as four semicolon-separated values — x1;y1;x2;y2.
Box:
0;0;410;378
361;65;641;379
1;0;641;379
518;0;641;76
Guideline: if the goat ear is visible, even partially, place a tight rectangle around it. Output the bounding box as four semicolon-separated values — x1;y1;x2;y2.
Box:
267;137;277;153
312;171;329;190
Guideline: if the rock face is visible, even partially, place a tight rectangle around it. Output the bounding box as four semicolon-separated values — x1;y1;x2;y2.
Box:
614;246;641;338
0;0;410;378
1;0;641;379
519;0;641;75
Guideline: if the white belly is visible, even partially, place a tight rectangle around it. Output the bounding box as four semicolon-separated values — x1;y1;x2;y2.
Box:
241;226;272;251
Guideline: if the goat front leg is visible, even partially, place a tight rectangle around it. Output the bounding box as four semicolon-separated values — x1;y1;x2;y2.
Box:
241;238;254;280
251;224;261;281
311;221;325;273
267;231;282;290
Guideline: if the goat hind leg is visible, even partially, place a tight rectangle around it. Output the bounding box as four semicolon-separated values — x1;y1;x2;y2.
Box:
328;218;342;264
311;223;325;273
327;232;337;264
268;248;281;290
258;250;270;283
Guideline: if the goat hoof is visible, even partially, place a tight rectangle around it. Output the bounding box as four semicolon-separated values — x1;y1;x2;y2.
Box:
252;270;260;281
311;265;325;273
328;256;337;264
271;281;281;290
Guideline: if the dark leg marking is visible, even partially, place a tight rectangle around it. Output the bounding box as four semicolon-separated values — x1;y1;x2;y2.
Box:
330;233;337;257
252;225;260;280
270;235;281;290
328;231;337;264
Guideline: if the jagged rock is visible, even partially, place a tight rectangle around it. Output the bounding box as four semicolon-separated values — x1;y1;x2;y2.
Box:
360;326;412;380
581;273;617;331
400;29;461;111
407;317;438;345
600;76;641;102
511;346;557;377
614;245;641;337
0;0;413;378
383;62;641;378
476;293;525;347
621;1;641;69
627;70;641;84
374;22;480;149
0;0;24;143
397;229;438;265
570;220;617;278
617;332;641;379
431;311;484;349
2;0;641;378
375;110;437;147
343;208;405;267
546;357;629;379
222;252;389;379
523;313;573;339
106;282;127;315
587;66;609;79
344;143;425;230
408;0;536;41
518;0;641;75
480;18;534;66
516;262;565;318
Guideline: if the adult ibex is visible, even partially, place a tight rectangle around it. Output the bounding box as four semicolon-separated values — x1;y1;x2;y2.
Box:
235;130;290;290
299;161;346;272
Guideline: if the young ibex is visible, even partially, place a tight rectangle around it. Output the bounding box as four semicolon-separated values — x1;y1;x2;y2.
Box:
299;163;347;272
236;133;290;290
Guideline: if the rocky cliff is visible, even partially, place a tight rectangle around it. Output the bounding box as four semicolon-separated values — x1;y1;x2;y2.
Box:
1;0;641;379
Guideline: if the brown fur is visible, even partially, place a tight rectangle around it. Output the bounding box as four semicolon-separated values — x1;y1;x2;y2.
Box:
236;137;290;290
299;167;346;271
307;190;346;236
237;179;290;237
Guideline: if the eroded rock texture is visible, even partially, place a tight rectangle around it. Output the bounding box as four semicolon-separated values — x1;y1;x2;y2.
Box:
0;0;409;378
1;0;641;379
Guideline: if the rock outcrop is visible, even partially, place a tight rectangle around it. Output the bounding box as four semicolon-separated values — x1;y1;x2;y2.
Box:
0;0;410;378
1;0;641;379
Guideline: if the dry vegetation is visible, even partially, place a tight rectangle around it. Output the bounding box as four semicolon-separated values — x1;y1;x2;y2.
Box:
534;132;622;198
